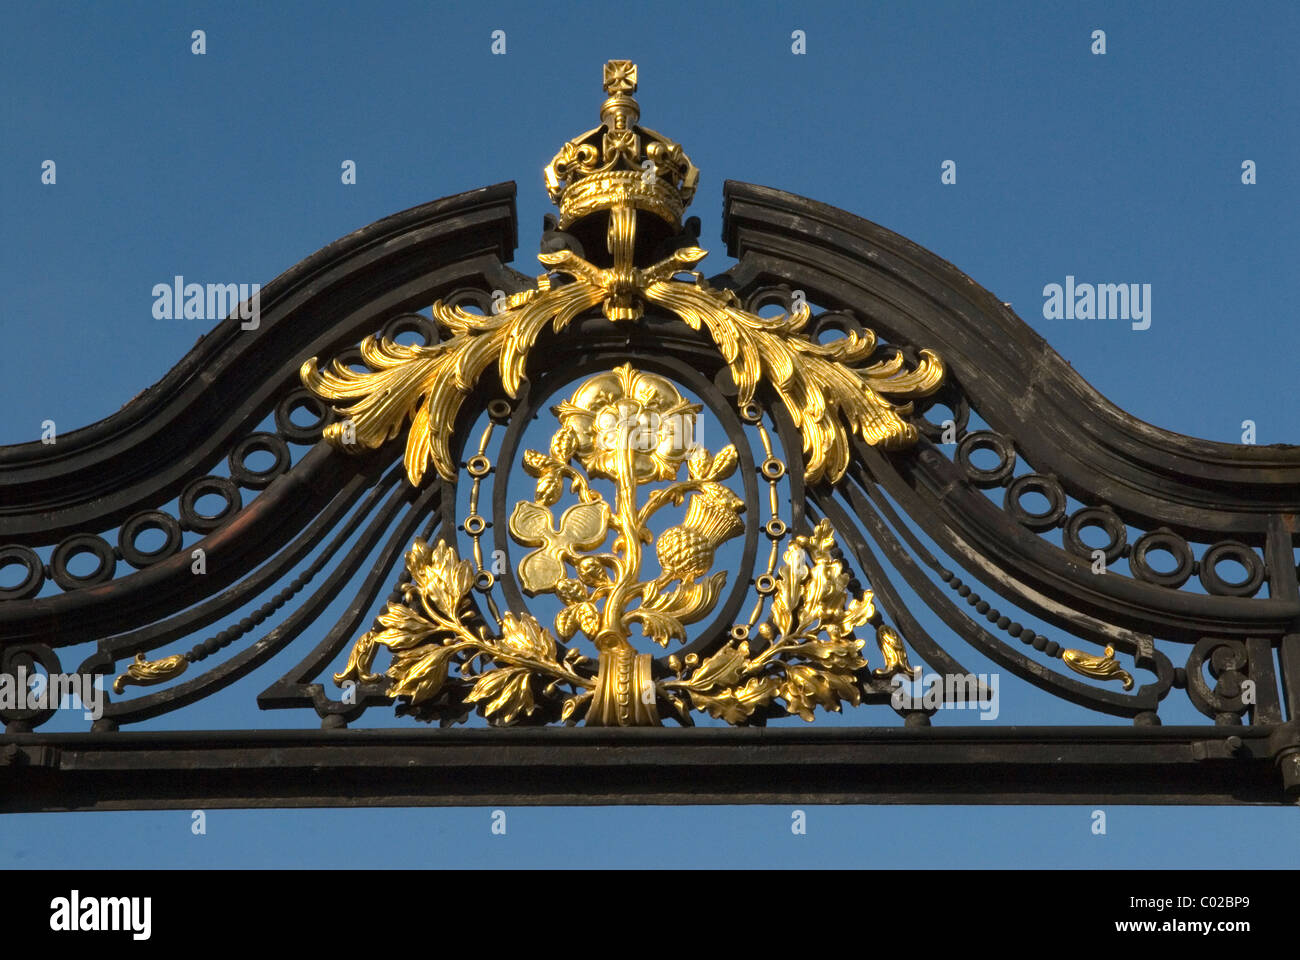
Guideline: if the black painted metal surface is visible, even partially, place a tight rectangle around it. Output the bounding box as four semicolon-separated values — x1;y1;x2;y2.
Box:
2;180;1298;808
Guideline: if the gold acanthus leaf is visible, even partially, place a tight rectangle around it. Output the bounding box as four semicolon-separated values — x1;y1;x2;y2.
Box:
642;280;943;484
302;244;944;487
300;279;603;485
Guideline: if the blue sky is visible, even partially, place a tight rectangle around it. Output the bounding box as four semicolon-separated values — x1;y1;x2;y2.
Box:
2;0;1299;867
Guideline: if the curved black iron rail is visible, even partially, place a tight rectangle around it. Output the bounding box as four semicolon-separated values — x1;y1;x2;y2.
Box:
80;453;405;671
103;462;437;725
722;180;1300;534
0;183;520;543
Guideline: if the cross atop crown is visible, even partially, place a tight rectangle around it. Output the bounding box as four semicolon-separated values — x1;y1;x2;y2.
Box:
544;61;699;229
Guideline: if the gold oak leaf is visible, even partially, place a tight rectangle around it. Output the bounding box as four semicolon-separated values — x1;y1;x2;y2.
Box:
466;666;538;724
690;676;781;724
786;636;868;674
687;641;751;690
781;662;863;721
497;612;557;662
771;544;808;638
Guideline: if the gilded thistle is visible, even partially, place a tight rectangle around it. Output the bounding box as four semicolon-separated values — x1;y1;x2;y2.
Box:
508;365;743;662
335;384;919;725
315;60;944;727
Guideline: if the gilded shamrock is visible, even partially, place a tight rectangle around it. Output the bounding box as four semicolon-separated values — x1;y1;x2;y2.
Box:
504;366;747;721
508;501;610;595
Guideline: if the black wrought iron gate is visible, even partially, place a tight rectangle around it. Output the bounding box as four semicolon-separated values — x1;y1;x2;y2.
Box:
2;63;1297;810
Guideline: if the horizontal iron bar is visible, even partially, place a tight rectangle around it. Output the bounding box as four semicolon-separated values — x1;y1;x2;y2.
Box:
0;725;1291;809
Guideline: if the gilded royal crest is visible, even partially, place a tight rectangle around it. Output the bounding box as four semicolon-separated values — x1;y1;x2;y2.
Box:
312;62;940;726
331;362;919;726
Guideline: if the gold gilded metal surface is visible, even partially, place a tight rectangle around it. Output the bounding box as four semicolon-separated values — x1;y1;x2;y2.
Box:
658;519;880;723
510;364;742;725
112;651;188;694
334;538;591;725
335;369;914;726
335;365;747;726
873;624;918;680
1061;644;1135;690
544;59;698;228
302;61;944;486
641;276;944;483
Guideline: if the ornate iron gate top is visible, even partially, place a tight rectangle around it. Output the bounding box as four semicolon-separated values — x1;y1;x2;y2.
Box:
2;62;1298;809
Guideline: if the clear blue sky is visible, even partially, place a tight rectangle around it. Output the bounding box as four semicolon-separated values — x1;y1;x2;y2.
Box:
2;0;1298;867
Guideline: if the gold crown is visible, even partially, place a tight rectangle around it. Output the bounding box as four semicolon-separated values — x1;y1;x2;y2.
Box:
544;61;699;229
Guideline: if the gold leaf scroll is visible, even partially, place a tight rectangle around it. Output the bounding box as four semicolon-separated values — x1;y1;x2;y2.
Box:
304;248;943;486
300;280;603;484
113;652;188;694
1062;644;1135;690
642;280;944;483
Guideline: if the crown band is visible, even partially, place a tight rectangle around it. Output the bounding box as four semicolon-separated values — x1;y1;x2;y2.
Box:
544;60;698;230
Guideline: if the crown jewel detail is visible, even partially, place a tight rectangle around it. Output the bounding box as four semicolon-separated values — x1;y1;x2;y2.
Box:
544;60;699;228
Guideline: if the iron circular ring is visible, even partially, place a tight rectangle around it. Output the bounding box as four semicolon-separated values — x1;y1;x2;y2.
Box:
474;571;495;592
755;574;778;595
730;624;751;641
1198;540;1265;597
50;534;116;590
1004;474;1066;532
466;455;492;478
808;311;862;342
118;511;184;569
740;401;763;423
487;399;513;421
1064;507;1127;566
0;643;61;726
0;545;45;600
444;287;495;315
332;346;366;371
765;518;787;539
761;457;786;480
275;388;332;444
381;312;438;346
228;433;290;489
955;431;1016;488
916;391;971;443
1129;529;1194;588
464;515;487;536
180;476;242;533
